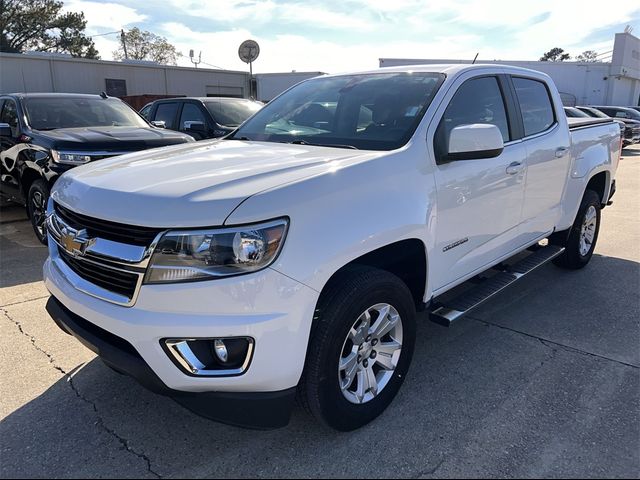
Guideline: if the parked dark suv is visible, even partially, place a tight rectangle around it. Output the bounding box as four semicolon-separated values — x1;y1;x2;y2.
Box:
0;93;195;243
577;106;640;146
144;97;263;140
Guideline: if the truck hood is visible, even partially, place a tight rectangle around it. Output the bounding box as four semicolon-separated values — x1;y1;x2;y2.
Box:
34;126;193;151
52;139;382;227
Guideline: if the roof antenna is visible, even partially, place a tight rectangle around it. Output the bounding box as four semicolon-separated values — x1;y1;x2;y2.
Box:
472;52;479;65
100;91;108;99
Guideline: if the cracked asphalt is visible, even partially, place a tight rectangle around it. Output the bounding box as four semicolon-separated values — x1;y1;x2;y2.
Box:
1;147;639;479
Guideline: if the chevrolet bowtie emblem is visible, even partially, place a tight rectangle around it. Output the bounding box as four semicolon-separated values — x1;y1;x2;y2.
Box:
60;226;96;256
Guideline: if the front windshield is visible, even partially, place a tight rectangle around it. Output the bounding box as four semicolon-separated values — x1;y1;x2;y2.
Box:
231;72;445;150
23;97;149;130
205;100;263;127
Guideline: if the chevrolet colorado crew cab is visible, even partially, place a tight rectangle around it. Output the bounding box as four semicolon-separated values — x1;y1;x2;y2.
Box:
0;93;194;243
43;65;621;431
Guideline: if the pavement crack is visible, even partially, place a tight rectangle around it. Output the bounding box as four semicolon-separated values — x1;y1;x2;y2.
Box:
414;458;445;478
0;295;51;308
1;307;162;479
470;316;639;369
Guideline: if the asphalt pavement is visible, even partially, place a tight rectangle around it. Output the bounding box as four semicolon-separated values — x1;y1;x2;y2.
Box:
1;148;638;478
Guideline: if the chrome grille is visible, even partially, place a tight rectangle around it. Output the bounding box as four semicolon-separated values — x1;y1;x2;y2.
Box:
54;202;162;247
58;249;139;299
47;203;161;306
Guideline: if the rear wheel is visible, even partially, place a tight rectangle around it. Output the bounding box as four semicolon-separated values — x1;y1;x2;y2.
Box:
299;266;416;431
27;179;49;245
552;189;601;269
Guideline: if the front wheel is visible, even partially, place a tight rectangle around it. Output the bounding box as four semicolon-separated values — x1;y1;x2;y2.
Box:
27;179;50;245
552;189;601;269
299;266;416;431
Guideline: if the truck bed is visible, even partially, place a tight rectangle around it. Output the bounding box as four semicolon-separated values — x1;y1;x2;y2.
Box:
567;117;613;130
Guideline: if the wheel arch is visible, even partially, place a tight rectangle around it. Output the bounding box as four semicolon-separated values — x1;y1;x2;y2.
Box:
315;238;428;312
585;170;610;206
20;167;45;217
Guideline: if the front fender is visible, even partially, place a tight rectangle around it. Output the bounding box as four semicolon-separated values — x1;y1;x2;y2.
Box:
224;147;436;298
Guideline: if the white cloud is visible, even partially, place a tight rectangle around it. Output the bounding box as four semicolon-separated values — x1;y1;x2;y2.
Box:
63;1;146;30
158;22;485;73
71;1;638;70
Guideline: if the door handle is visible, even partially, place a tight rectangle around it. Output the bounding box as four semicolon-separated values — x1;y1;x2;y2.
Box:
506;162;523;175
555;146;569;158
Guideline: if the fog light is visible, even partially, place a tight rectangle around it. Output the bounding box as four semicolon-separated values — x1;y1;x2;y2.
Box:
214;339;228;363
163;337;254;376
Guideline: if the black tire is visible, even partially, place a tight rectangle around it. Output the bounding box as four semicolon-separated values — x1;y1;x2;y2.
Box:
552;189;601;269
299;266;416;431
27;179;49;245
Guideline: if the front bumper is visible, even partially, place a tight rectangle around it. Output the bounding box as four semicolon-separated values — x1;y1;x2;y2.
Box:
43;248;319;428
46;296;296;429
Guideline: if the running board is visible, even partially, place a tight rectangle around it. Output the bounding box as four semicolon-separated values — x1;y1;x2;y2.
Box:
429;245;565;327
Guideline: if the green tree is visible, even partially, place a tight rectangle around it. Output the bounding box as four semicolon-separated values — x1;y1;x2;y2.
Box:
576;50;599;62
540;47;570;62
113;27;181;65
0;0;99;58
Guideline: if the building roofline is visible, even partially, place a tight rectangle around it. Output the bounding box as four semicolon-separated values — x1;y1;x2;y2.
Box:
0;51;249;75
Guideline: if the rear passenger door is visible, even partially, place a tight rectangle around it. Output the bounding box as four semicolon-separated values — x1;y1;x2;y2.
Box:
510;76;571;243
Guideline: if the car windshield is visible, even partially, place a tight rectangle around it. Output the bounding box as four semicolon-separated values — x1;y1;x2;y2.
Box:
565;108;589;118
583;108;608;118
230;72;445;150
204;99;263;127
23;97;149;130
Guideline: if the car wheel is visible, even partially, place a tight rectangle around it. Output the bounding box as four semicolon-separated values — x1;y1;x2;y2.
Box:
299;266;416;431
552;189;601;269
27;179;49;245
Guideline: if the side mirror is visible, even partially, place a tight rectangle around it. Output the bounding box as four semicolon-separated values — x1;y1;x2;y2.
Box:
447;124;504;161
0;123;12;137
151;120;166;128
184;121;206;133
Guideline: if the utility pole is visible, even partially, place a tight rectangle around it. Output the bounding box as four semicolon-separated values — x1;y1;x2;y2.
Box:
120;29;128;59
189;49;202;68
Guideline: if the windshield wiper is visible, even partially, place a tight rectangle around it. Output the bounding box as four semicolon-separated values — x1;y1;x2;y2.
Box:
286;140;358;150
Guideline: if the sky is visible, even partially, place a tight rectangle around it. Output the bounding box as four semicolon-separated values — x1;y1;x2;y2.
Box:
62;0;640;74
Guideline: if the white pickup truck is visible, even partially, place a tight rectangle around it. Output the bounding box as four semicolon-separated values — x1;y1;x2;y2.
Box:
43;64;621;431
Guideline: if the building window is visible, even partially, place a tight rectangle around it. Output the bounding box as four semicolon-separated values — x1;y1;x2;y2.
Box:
105;79;127;97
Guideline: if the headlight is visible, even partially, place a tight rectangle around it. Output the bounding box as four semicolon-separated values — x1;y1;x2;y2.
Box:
145;219;288;284
51;150;92;165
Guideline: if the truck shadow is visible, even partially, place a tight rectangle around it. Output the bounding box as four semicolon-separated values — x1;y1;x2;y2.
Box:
1;254;638;478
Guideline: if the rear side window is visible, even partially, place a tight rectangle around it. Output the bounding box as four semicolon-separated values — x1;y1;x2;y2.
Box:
434;76;510;162
154;103;179;130
512;77;555;136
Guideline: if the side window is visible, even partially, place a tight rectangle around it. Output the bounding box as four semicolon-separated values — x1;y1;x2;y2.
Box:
512;77;555;136
1;100;19;136
139;104;152;120
434;76;510;162
614;111;629;119
179;103;207;129
154;102;179;130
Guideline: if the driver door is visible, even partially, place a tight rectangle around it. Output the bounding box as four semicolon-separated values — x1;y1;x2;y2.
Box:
430;75;527;292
